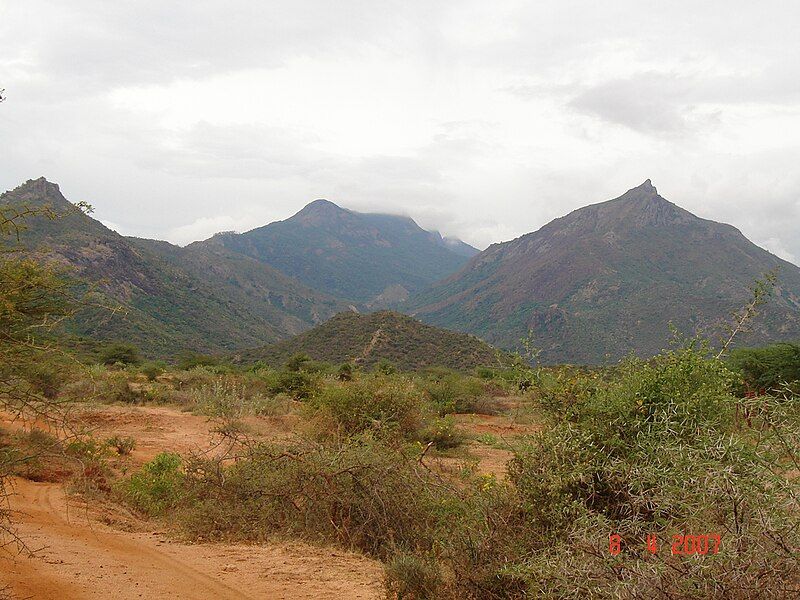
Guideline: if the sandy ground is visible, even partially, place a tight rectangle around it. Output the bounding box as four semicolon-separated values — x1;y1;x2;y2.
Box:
0;401;534;599
0;405;383;600
452;411;541;479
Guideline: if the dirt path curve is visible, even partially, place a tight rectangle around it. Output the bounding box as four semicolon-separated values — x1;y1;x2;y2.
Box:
0;402;384;600
1;478;383;600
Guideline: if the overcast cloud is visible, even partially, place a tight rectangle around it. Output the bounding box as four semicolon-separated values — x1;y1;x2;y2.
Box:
1;1;799;264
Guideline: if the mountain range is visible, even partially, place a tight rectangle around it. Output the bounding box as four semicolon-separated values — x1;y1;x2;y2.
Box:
3;177;799;364
1;178;344;356
207;199;478;304
1;178;475;358
407;180;800;363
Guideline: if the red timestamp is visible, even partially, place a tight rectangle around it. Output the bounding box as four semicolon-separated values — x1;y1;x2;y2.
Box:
609;533;722;556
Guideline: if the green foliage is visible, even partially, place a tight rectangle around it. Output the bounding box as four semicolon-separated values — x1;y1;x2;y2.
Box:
176;352;220;370
176;437;476;558
17;360;70;400
418;416;464;450
418;370;493;415
311;375;424;438
241;311;507;373
264;369;317;399
106;435;136;456
284;352;311;372
0;255;74;410
384;553;443;600
98;343;141;366
140;361;166;382
373;358;397;375
728;341;800;392
188;380;250;418
65;438;110;462
98;371;140;404
506;344;799;595
101;343;798;598
118;452;184;516
337;362;354;381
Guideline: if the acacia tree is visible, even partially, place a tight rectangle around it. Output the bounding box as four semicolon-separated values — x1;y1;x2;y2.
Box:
0;203;79;553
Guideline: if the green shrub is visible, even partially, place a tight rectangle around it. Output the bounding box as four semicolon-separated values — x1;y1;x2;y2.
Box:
384;553;443;600
66;438;110;462
506;344;800;596
265;370;317;399
98;343;141;366
285;352;312;372
99;371;140;403
140;361;166;382
106;435;136;456
728;341;800;393
176;352;220;370
419;372;493;415
337;362;354;381
119;452;184;516
102;344;799;599
19;360;69;399
188;380;247;418
374;359;397;375
312;375;423;437
419;416;464;450
178;437;475;559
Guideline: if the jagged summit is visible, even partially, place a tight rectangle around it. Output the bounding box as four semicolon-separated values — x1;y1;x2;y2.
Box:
633;178;656;194
4;177;70;209
549;179;695;233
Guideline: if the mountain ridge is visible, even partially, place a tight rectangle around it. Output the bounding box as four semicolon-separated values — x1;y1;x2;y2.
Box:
1;178;345;357
206;198;478;303
407;181;800;363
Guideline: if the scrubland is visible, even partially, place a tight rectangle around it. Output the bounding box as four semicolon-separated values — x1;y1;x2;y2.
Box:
2;344;798;599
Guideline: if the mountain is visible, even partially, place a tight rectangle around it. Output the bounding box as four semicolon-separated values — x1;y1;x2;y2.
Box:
1;178;344;357
408;180;800;364
235;310;505;372
205;199;478;304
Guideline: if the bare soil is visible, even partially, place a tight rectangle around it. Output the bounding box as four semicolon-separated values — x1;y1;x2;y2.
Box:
0;400;535;598
0;405;383;600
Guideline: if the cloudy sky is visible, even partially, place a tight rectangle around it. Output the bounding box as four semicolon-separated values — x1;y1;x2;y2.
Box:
2;1;799;263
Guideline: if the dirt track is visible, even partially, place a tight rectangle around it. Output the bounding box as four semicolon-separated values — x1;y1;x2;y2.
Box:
0;406;383;600
0;402;532;599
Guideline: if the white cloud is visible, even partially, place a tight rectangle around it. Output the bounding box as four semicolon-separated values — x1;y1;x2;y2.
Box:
1;0;799;260
167;215;244;247
758;237;798;266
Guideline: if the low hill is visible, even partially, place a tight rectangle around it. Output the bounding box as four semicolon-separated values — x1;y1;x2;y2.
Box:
207;199;478;304
236;311;504;372
2;178;344;357
408;180;800;364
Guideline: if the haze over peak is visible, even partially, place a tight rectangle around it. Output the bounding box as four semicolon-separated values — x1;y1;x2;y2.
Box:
203;195;478;303
292;198;349;220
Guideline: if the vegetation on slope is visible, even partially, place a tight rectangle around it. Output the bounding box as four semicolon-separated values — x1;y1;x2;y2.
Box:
728;340;800;393
210;199;476;303
1;178;344;358
409;180;800;364
236;310;508;372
